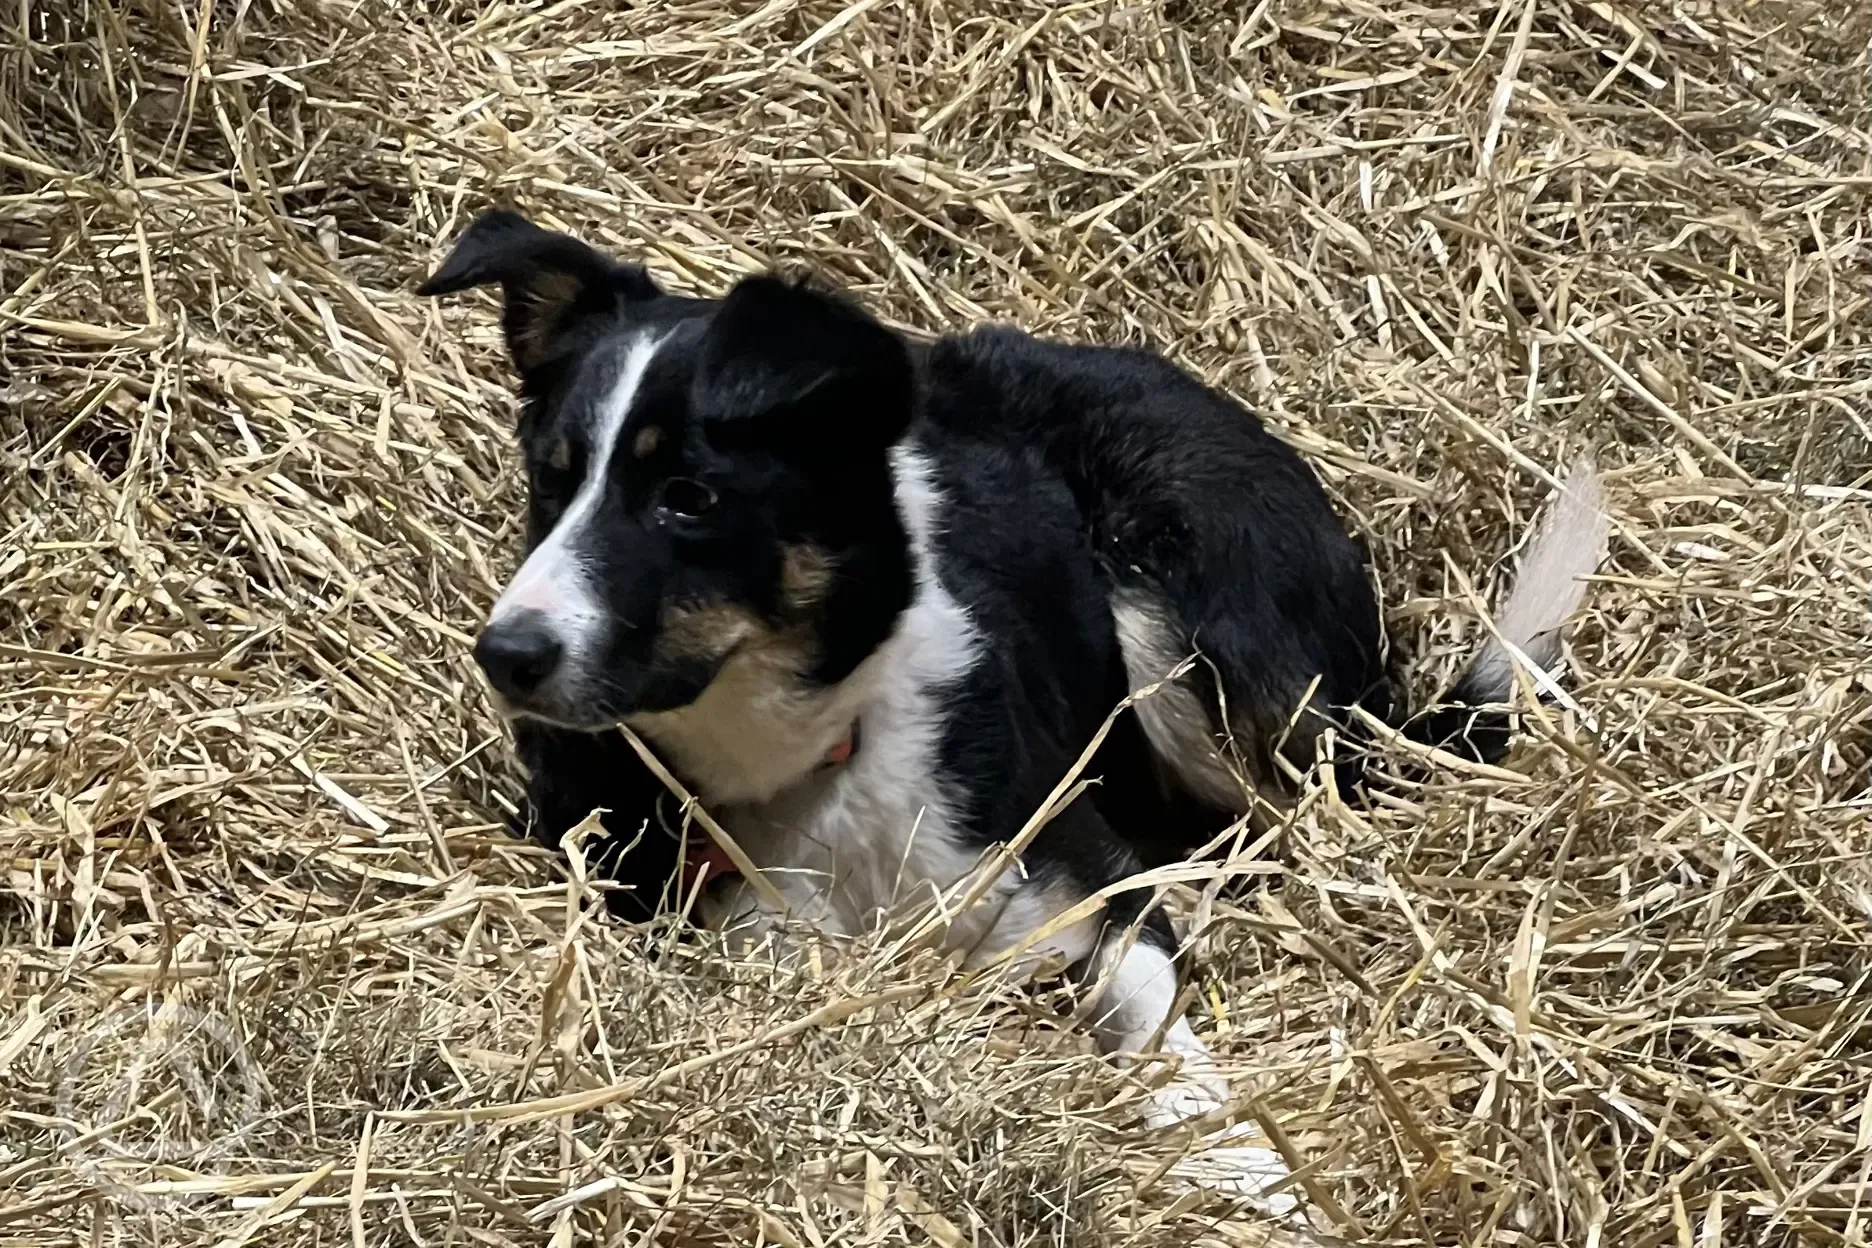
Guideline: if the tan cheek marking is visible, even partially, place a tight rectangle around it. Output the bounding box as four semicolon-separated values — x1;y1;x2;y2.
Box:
655;601;766;665
632;426;662;459
780;543;836;613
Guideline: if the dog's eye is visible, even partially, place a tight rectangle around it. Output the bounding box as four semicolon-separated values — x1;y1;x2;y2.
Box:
656;477;718;521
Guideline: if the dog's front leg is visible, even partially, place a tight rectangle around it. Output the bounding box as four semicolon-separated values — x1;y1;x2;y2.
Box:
1084;926;1302;1219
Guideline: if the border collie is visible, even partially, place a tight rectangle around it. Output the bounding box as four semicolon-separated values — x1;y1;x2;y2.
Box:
419;210;1607;1212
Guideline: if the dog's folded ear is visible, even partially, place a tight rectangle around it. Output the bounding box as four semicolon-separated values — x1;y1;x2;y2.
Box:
694;275;913;459
417;210;660;373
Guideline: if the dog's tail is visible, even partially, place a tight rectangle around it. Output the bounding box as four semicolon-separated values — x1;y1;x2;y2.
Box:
1403;460;1609;764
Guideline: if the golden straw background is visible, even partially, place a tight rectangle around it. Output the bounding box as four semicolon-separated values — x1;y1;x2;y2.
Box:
2;2;1869;1244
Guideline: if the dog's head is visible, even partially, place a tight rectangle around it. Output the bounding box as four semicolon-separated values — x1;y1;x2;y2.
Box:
420;211;916;731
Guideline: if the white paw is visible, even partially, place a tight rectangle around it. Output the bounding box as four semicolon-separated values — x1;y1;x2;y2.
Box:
1168;1128;1300;1219
1148;1088;1306;1222
1144;1077;1228;1129
1120;1016;1313;1226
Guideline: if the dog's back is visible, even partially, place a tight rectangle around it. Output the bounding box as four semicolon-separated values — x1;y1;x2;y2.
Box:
917;325;1391;830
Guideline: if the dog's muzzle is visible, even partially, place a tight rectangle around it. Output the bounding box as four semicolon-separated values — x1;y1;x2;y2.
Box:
475;609;565;705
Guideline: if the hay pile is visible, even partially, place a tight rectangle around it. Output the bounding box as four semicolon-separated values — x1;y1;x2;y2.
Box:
3;1;1869;1243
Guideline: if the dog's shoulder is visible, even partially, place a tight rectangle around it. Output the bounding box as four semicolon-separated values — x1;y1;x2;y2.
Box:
884;332;1145;846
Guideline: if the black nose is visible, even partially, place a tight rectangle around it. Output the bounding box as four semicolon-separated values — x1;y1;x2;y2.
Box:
476;613;564;701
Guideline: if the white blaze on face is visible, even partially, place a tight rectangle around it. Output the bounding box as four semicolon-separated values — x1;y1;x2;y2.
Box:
488;333;664;665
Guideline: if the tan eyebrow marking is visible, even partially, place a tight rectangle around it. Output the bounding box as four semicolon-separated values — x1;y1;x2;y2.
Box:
632;425;662;459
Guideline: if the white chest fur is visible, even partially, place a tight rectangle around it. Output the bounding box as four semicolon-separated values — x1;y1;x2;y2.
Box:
641;446;1025;948
701;613;981;942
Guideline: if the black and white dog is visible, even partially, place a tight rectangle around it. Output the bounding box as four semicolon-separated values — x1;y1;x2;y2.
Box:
419;210;1605;1207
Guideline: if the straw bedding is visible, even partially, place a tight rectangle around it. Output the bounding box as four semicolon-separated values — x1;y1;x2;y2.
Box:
3;1;1869;1244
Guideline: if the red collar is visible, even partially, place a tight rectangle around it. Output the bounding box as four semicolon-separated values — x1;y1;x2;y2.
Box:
682;723;858;885
820;724;857;768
